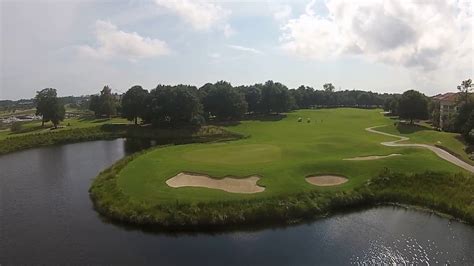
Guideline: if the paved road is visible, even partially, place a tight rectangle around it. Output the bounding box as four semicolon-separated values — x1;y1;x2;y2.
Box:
366;125;474;173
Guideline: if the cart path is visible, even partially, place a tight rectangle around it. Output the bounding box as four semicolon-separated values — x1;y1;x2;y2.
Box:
366;125;474;173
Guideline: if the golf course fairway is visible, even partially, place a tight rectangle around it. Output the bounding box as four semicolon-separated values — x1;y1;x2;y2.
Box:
90;108;474;228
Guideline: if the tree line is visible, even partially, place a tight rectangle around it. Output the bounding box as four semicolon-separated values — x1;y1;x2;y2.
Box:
89;80;394;126
31;78;472;144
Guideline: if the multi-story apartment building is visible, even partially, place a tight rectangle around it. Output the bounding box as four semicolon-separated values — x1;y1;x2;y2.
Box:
432;93;459;129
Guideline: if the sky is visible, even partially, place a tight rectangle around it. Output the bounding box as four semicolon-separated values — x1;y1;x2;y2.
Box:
1;0;472;100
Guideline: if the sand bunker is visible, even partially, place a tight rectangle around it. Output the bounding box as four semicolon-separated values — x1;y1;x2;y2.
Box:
305;175;348;186
344;154;401;161
166;172;265;194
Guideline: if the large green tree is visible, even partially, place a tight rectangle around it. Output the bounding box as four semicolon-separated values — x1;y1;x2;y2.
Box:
457;79;472;104
383;98;392;112
34;88;65;127
291;85;314;109
121;85;149;124
147;85;202;126
201;81;247;120
461;110;474;141
398;90;428;124
453;79;473;135
49;101;66;128
389;97;400;115
429;100;441;128
323;83;335;92
238;85;262;114
356;92;372;108
454;101;474;134
260;80;292;114
89;95;101;116
99;86;117;117
89;86;117;117
35;88;56;126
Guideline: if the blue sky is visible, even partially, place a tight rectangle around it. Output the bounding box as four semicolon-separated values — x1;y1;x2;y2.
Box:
1;0;472;100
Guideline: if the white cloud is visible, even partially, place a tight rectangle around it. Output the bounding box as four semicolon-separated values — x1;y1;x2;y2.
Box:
273;4;292;22
280;0;473;73
154;0;232;34
223;23;235;38
209;52;221;59
228;45;263;54
79;20;170;61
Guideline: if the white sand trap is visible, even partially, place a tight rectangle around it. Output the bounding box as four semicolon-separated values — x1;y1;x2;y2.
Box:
344;154;401;161
166;172;265;194
305;175;348;186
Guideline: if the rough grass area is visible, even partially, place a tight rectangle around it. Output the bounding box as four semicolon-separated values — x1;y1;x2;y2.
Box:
90;108;474;228
365;169;474;223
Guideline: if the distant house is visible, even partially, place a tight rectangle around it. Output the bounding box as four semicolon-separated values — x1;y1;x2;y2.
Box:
432;92;459;129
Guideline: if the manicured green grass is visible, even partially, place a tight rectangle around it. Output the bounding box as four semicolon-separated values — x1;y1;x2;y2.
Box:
114;108;468;207
182;144;281;165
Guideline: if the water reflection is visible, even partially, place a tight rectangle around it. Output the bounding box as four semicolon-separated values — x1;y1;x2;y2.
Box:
124;137;157;154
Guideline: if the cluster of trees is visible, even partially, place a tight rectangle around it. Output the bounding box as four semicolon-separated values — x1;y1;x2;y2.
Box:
96;80;393;126
382;79;473;143
382;90;431;123
118;81;251;126
119;84;203;126
34;88;65;128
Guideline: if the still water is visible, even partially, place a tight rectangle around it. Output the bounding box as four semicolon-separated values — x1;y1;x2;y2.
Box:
1;139;473;265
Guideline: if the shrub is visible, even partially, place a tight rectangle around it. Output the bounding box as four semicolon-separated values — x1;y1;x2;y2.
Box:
10;122;23;132
190;114;206;126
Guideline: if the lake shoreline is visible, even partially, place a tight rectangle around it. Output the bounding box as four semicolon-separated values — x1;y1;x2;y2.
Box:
0;124;242;155
90;152;474;231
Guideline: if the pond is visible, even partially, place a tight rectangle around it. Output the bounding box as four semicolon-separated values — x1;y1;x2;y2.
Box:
1;139;473;264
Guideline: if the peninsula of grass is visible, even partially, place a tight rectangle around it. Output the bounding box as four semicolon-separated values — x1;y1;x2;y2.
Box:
90;108;474;228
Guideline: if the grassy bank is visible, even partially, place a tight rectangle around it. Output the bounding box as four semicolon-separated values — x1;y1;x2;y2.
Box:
89;108;473;229
90;163;474;228
363;169;474;223
0;124;240;155
0;125;123;155
0;116;128;141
